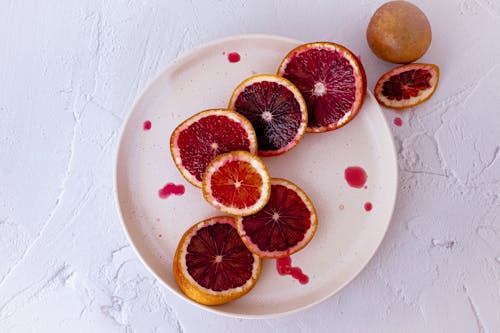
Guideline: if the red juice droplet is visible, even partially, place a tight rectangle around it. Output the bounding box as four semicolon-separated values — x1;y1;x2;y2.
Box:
143;120;152;130
364;202;373;211
344;166;368;188
276;256;309;284
158;183;185;199
393;117;403;127
227;52;240;63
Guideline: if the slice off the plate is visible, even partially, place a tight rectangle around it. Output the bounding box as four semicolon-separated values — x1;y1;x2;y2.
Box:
170;109;257;188
277;42;366;132
173;216;262;305
374;63;439;109
228;74;307;156
236;178;318;258
202;150;271;216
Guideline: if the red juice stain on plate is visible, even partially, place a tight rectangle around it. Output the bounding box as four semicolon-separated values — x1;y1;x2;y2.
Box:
276;256;309;284
344;166;368;188
143;120;152;130
227;52;240;63
393;117;403;127
364;202;373;212
158;183;185;199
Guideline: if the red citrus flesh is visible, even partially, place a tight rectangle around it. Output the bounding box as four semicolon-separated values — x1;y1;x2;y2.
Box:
374;63;439;109
278;42;366;132
170;109;257;187
173;216;261;305
202;151;271;216
228;74;307;156
236;178;317;258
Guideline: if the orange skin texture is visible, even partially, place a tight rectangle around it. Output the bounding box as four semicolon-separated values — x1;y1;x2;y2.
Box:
367;1;432;64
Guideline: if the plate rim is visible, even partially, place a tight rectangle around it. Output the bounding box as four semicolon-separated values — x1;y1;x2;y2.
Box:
114;33;399;319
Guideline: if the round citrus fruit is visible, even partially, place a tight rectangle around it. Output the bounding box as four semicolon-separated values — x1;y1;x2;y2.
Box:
202;150;271;216
374;63;439;109
236;178;318;258
367;1;432;64
228;74;307;156
170;109;257;188
173;216;261;305
277;42;366;133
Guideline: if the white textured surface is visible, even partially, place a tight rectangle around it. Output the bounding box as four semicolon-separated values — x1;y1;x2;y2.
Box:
0;0;499;332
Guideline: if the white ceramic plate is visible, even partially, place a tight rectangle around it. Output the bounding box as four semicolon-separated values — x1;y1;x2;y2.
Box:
115;34;398;318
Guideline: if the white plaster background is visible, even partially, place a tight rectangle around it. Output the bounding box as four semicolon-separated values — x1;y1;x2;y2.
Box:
0;0;499;332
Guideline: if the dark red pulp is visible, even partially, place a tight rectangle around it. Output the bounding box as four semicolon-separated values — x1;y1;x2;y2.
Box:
344;166;368;188
276;256;309;284
158;183;185;199
186;222;255;291
382;69;432;101
234;81;302;152
241;184;311;252
177;115;252;182
281;48;357;129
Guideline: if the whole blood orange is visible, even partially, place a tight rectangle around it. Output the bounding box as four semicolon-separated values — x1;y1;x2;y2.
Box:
173;216;261;305
278;42;366;133
202;150;271;216
228;74;307;156
367;1;432;64
374;63;439;109
170;109;257;188
236;178;317;258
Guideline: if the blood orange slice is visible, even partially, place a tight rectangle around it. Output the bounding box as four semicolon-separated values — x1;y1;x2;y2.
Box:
173;216;261;305
374;63;439;109
228;74;307;156
277;42;366;132
170;109;257;188
236;178;318;258
202;150;271;216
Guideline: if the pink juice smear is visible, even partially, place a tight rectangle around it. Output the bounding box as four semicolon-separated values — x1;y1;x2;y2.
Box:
227;52;241;63
364;202;373;211
143;120;152;130
344;166;368;188
276;256;309;284
158;183;185;199
393;117;403;127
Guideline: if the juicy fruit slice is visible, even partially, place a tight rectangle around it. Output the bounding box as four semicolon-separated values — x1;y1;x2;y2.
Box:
170;109;257;188
236;178;318;258
277;42;366;133
173;216;261;305
374;63;439;109
202;150;271;216
228;74;307;156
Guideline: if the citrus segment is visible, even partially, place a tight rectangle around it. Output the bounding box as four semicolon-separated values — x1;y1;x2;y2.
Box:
173;216;261;305
170;109;257;187
236;178;318;258
202;151;271;216
374;63;439;109
278;42;366;132
228;74;307;156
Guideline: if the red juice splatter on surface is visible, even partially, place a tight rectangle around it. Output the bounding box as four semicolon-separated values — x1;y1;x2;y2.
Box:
393;117;403;127
276;256;309;284
158;183;185;199
364;202;373;211
143;120;152;130
344;166;368;188
227;52;240;63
